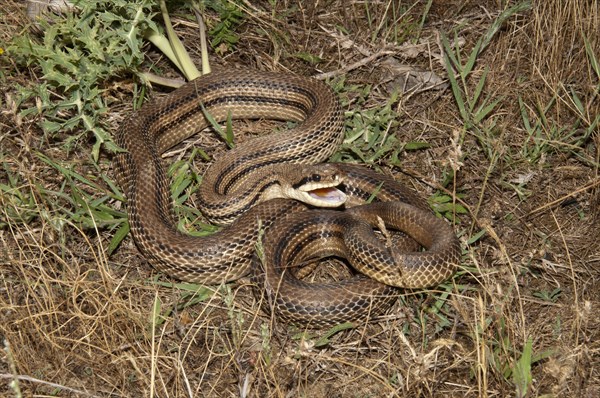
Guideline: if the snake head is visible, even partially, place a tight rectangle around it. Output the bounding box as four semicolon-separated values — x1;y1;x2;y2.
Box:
285;163;347;207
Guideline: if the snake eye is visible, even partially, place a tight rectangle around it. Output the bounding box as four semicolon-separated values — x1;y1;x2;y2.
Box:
312;174;321;182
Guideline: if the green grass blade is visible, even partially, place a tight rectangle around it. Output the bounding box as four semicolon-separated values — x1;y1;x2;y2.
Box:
471;66;489;111
513;337;533;398
440;33;461;72
200;103;235;148
474;97;502;124
480;1;531;54
583;35;599;81
463;37;483;79
314;322;355;347
108;221;130;255
444;59;468;122
415;0;433;41
518;97;533;133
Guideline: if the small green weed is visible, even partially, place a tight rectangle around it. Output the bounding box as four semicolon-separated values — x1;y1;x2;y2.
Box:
518;93;598;166
532;288;561;303
259;323;273;366
0;163;39;227
0;150;126;249
429;192;469;222
151;278;217;327
223;284;246;347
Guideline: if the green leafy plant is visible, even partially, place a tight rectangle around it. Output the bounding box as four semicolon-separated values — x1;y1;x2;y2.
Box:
199;0;244;54
2;0;216;250
331;81;430;165
429;192;468;222
8;0;160;160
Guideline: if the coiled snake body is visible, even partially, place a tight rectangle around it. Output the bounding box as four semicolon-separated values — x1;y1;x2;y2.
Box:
115;69;460;326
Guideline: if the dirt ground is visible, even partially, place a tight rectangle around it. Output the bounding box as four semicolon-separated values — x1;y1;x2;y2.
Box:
1;0;599;397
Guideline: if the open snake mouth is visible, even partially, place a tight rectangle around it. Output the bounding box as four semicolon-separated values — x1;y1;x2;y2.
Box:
294;181;347;207
289;165;347;207
307;187;347;204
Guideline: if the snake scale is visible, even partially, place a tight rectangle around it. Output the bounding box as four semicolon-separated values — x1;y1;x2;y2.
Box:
114;69;460;326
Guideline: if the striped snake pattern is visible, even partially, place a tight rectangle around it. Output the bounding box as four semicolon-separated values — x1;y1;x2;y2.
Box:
114;69;460;326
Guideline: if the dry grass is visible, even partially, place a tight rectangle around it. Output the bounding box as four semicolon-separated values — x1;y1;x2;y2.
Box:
1;0;599;397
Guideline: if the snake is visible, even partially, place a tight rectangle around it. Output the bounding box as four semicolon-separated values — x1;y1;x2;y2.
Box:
114;69;460;326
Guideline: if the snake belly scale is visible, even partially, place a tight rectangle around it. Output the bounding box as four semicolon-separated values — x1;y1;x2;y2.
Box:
114;69;460;325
